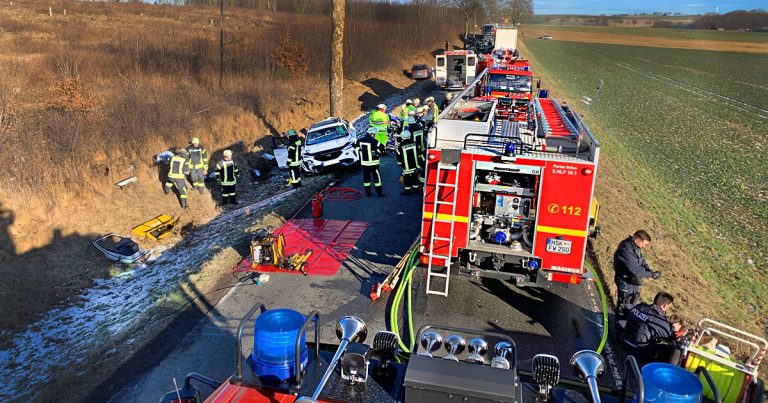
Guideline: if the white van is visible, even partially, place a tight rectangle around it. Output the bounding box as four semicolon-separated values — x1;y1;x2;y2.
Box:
435;50;477;90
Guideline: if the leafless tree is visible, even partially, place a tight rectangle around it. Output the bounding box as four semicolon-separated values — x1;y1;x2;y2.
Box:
329;0;345;116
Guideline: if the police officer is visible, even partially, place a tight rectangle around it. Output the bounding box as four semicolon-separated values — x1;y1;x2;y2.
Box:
396;129;420;195
368;104;390;148
165;149;191;208
357;127;385;197
215;149;239;205
286;129;302;189
185;137;209;194
614;230;661;331
623;292;680;366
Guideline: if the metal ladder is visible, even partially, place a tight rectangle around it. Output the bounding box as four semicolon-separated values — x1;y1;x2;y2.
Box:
426;162;460;297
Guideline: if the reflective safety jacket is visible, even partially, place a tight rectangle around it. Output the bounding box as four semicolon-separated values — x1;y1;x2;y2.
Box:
398;104;409;121
430;103;439;123
185;145;209;170
287;139;302;167
369;110;390;134
396;139;420;174
623;303;674;348
408;121;425;154
215;159;239;185
168;155;190;179
356;136;382;166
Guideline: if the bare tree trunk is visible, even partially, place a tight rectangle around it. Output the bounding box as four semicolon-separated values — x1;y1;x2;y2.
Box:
219;0;224;88
330;0;345;117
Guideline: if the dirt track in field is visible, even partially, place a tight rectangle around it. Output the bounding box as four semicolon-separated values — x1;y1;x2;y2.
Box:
521;27;768;54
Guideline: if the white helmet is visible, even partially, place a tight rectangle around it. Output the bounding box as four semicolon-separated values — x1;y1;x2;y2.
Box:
376;103;387;110
223;149;233;158
405;99;413;105
400;129;412;140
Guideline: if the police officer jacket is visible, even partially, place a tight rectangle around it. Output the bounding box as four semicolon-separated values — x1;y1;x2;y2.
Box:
396;139;420;174
623;303;674;348
614;237;653;286
287;139;302;167
185;145;209;170
357;136;382;166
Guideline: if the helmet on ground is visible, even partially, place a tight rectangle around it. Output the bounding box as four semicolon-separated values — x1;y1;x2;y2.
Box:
223;149;233;158
405;99;413;105
190;137;200;145
376;103;387;110
400;129;412;140
367;126;378;134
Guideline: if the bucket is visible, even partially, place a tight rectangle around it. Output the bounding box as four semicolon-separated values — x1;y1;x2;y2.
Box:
641;363;703;403
250;308;308;382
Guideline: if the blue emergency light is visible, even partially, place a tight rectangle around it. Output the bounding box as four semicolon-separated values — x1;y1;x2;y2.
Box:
250;308;308;382
504;142;517;156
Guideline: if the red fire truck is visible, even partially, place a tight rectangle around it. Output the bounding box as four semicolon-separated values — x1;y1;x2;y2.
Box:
476;56;535;122
421;69;600;296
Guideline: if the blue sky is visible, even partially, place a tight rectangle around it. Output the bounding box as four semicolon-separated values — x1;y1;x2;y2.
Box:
534;0;765;15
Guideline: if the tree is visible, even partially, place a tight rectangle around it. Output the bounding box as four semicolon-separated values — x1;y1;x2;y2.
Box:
499;0;533;26
329;0;345;117
453;0;484;41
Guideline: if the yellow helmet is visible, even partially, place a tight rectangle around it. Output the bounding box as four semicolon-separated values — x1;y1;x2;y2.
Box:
190;137;200;144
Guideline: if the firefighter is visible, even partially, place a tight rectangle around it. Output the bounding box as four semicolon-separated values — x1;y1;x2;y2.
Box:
357;127;385;197
399;99;413;122
396;129;420;195
185;137;209;194
426;96;439;125
164;149;190;209
440;93;453;111
215;149;239;205
412;98;421;110
368;104;390;147
613;230;662;332
406;111;425;167
622;292;681;366
286;129;302;189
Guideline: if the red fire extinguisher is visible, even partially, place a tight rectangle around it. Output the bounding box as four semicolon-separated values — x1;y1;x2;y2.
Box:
311;193;324;218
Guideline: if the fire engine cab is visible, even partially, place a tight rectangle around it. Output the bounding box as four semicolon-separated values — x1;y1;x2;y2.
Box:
435;50;478;90
421;69;600;296
477;58;534;121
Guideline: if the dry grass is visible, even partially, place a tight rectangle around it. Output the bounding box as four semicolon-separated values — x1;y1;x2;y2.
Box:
0;0;461;330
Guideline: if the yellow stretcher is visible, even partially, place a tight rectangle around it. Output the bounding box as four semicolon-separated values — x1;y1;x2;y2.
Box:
132;214;178;240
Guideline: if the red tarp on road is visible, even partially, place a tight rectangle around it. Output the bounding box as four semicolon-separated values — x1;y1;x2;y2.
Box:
233;219;368;276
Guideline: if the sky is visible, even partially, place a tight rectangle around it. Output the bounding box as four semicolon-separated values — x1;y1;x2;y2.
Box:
534;0;766;15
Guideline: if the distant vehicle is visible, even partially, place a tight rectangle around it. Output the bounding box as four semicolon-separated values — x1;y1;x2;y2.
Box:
410;64;431;80
538;35;552;40
301;117;361;174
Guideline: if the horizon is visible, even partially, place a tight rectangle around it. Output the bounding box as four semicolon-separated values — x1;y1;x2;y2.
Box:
534;0;765;16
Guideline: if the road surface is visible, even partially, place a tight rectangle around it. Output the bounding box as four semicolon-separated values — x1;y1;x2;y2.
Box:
107;91;623;402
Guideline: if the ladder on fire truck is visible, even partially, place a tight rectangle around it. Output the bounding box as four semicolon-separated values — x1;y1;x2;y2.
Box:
426;162;461;296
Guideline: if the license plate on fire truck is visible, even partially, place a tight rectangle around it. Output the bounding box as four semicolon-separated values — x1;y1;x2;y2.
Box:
546;238;572;254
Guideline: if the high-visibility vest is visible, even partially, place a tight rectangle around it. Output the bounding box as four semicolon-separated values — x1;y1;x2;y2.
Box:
369;110;390;134
397;141;419;174
357;137;381;166
287;139;302;167
431;103;439;122
168;155;189;179
215;160;239;185
186;145;209;170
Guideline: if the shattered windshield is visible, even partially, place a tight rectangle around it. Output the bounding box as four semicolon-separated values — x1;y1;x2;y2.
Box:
488;73;532;93
305;125;348;145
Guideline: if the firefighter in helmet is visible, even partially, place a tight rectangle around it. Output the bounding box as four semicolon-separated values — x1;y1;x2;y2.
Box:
286;129;302;189
356;127;385;197
215;149;239;205
368;104;390;148
185;136;209;194
165;149;191;209
399;99;413;122
396;129;421;195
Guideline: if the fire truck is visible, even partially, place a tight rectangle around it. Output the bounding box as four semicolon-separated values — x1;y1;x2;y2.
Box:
435;50;478;90
476;57;534;121
420;68;600;296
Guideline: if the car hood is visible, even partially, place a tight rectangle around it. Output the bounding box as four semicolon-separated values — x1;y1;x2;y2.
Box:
304;136;353;153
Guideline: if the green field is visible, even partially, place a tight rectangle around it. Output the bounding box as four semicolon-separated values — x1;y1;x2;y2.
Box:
523;39;768;319
524;25;768;43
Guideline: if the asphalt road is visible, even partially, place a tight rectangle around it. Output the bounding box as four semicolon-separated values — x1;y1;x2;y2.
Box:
109;91;622;402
